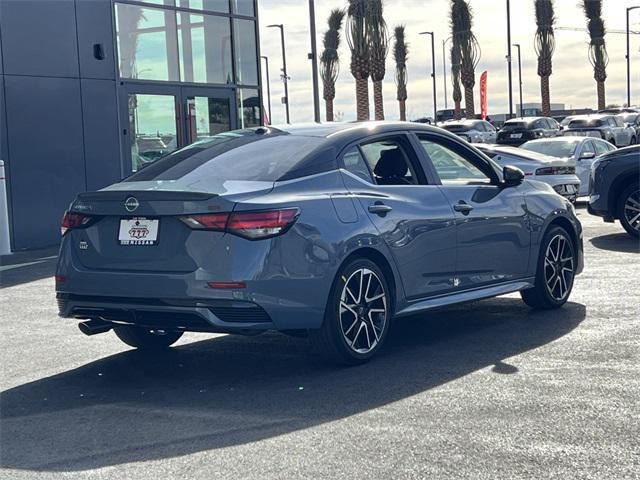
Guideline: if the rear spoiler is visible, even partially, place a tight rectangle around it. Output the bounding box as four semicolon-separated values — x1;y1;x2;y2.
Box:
76;191;218;202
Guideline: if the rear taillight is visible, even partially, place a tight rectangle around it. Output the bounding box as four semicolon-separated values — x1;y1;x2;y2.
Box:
180;208;299;240
61;211;92;236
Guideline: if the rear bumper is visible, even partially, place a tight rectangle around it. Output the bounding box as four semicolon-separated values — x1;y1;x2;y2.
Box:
57;293;275;333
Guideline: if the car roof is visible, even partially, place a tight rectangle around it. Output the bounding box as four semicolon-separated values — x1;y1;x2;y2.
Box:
268;121;448;139
567;113;611;120
522;136;586;144
441;119;481;125
504;116;545;124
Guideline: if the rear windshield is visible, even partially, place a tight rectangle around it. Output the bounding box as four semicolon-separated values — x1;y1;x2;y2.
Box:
126;132;328;184
442;124;472;132
502;122;526;130
521;140;579;158
568;119;603;128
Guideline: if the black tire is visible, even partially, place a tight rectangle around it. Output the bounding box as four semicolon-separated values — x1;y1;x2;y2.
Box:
308;258;392;365
521;225;576;310
618;182;640;238
114;326;183;350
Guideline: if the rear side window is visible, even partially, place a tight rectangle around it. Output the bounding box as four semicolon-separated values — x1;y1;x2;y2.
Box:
341;147;373;183
360;139;420;186
126;134;327;184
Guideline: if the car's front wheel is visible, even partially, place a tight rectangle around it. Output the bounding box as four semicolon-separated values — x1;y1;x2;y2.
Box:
618;182;640;238
521;225;576;309
114;326;183;350
309;258;391;365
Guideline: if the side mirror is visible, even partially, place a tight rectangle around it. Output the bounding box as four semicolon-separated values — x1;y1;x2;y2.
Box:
580;151;596;160
502;165;525;187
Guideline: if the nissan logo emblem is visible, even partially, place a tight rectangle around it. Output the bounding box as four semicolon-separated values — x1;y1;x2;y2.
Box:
124;197;139;212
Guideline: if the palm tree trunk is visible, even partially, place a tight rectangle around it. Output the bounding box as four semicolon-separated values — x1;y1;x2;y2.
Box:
597;81;605;110
464;87;475;117
373;80;384;120
325;99;334;122
356;77;369;121
540;75;551;117
399;99;406;121
454;101;462;120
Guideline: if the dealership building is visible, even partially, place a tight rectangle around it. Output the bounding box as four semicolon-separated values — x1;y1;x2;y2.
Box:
0;0;262;251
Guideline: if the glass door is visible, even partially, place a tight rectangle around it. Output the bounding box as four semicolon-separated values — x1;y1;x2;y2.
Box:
121;84;236;173
180;86;236;144
121;84;181;173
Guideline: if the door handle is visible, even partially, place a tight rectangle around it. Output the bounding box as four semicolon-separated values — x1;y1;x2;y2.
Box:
453;201;474;214
368;202;393;216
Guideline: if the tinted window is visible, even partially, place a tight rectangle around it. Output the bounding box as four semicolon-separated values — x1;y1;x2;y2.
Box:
442;124;472;132
126;133;326;185
502;121;526;130
521;140;579;158
360;139;419;186
341;147;373;183
418;139;490;183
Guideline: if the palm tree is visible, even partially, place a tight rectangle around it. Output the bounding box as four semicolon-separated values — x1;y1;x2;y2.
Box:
450;45;463;119
581;0;608;110
320;8;346;122
450;0;480;117
393;25;409;121
534;0;556;117
346;0;371;121
369;0;388;120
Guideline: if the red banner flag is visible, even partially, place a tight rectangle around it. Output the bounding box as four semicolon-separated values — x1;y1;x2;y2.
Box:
480;71;488;120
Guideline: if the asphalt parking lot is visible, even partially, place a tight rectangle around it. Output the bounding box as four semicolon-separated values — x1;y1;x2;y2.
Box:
1;204;638;480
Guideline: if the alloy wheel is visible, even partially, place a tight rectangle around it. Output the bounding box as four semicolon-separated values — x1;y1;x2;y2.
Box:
544;234;574;301
339;268;388;354
623;190;640;233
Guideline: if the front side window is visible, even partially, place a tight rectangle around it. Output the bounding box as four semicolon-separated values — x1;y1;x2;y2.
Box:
593;140;612;155
580;141;595;156
360;139;419;186
418;138;490;184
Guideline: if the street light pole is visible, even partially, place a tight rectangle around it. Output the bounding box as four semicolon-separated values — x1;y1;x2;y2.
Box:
506;0;514;118
308;0;321;123
261;56;272;123
420;31;437;123
442;37;451;110
267;24;290;124
513;44;523;116
627;6;640;107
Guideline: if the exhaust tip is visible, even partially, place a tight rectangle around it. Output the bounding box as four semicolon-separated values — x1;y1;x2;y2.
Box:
78;319;113;336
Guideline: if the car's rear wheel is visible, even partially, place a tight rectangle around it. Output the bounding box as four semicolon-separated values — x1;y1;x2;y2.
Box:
114;326;183;350
309;258;391;365
521;226;576;309
618;183;640;238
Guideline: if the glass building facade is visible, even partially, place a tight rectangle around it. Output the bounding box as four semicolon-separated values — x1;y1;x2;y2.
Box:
0;0;262;250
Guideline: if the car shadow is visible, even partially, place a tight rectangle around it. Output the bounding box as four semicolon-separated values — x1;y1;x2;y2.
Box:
0;297;586;472
589;233;639;254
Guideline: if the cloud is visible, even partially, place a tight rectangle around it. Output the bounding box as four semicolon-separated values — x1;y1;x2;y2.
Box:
258;0;640;123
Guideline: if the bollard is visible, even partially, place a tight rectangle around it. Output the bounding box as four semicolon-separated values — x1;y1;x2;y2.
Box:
0;160;11;255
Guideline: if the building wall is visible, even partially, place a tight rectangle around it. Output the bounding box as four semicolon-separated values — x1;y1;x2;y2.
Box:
0;0;120;250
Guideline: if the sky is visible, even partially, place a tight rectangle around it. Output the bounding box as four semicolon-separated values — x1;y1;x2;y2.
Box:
257;0;640;123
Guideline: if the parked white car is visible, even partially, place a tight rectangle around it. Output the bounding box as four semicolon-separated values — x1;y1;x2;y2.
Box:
520;136;616;197
477;144;580;202
439;119;497;144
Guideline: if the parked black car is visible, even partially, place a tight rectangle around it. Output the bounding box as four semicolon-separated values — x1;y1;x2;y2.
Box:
496;117;561;146
588;145;640;238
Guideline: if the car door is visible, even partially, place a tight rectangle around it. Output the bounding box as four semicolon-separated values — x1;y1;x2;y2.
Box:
339;135;458;299
412;132;531;290
576;140;596;195
483;121;497;143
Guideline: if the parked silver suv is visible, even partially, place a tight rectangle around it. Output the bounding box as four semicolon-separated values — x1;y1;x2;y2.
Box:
438;119;497;144
562;114;635;147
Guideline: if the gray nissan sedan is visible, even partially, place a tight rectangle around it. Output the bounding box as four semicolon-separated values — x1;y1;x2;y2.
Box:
56;122;583;364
